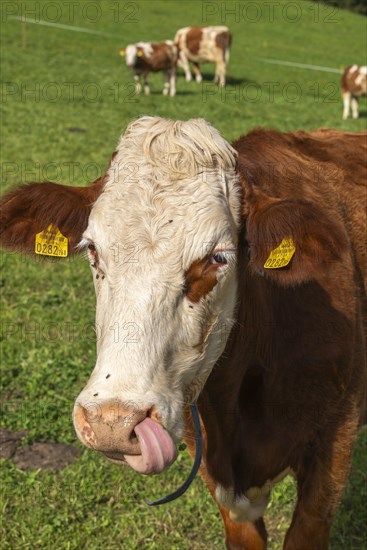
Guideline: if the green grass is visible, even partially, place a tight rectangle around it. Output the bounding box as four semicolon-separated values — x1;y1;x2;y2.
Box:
1;1;366;548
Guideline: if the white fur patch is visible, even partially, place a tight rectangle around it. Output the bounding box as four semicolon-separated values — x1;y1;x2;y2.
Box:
355;73;366;87
216;485;270;522
136;41;153;57
216;469;292;522
125;44;138;66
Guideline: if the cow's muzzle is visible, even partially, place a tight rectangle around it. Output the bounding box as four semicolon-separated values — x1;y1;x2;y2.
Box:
73;401;177;474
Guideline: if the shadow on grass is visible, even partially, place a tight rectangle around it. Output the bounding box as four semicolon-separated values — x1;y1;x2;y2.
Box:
141;89;196;96
176;71;255;87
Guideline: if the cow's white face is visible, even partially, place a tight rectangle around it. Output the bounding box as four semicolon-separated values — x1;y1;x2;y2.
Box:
73;117;240;473
125;43;151;67
125;44;138;67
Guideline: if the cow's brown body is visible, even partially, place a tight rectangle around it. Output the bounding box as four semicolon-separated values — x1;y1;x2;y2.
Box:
0;124;366;550
133;43;177;73
185;128;367;549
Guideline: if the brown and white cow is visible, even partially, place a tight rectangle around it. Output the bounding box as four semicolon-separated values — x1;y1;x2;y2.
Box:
1;118;366;550
174;26;232;86
341;65;367;119
120;41;177;96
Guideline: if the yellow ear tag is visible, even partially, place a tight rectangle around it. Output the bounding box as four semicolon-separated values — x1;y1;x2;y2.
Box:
137;50;143;57
264;238;295;269
119;49;126;56
35;225;68;257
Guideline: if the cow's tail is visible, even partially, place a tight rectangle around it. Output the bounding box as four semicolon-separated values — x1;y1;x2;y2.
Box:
224;47;230;64
224;33;232;64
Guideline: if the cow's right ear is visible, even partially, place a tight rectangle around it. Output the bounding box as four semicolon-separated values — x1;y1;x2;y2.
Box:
0;151;116;256
244;191;349;286
0;178;104;255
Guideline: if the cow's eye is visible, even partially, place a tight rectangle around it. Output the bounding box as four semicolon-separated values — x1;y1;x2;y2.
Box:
210;252;228;265
87;243;98;259
86;242;100;267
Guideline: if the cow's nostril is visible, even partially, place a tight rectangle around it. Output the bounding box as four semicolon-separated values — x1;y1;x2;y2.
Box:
73;404;98;448
149;406;161;423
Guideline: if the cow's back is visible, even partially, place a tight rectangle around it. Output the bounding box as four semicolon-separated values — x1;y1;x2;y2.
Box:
175;25;231;63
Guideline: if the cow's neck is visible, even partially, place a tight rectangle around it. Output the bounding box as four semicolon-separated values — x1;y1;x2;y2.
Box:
197;246;300;492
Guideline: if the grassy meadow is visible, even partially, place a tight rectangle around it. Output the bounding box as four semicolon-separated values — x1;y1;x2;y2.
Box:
1;1;366;548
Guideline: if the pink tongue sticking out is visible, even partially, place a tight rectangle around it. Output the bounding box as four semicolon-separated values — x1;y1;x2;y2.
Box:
124;417;177;475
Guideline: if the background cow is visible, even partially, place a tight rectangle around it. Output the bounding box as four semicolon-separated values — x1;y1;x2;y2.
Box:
120;41;177;96
0;118;366;550
341;64;367;119
174;26;232;86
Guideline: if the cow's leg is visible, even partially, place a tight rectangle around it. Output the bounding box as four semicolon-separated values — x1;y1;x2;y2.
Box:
184;410;267;549
169;67;176;97
351;96;359;118
213;59;220;84
221;511;267;550
216;60;226;87
133;74;141;95
284;416;359;550
163;71;170;96
192;62;202;83
342;91;351;119
143;73;150;95
178;51;192;81
213;59;226;86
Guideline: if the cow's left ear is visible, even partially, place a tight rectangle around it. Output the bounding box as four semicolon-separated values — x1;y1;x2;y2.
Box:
245;193;348;286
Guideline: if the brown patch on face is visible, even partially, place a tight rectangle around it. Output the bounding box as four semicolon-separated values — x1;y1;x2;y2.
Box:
186;27;203;55
184;255;220;303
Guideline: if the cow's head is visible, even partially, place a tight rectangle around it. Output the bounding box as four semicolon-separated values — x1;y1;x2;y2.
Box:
124;44;144;67
0;117;240;474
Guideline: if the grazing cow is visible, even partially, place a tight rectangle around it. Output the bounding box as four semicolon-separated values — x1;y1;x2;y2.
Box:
1;118;366;550
120;41;177;96
174;26;232;86
341;65;367;119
